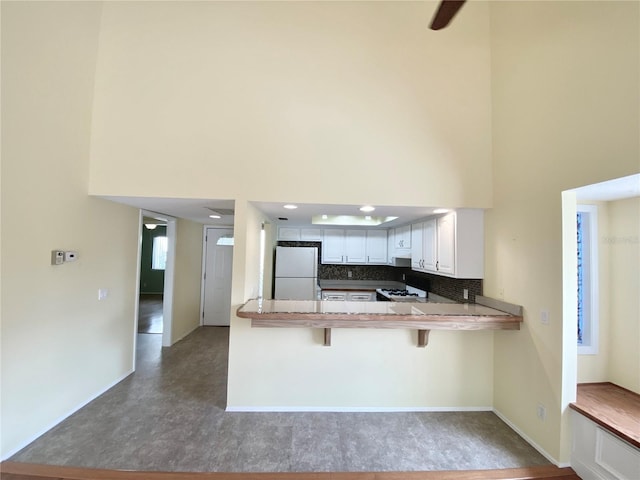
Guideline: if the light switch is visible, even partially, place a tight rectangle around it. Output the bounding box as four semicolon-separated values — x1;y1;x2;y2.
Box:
98;288;109;301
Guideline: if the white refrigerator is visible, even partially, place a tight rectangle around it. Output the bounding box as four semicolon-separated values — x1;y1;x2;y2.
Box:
274;246;319;300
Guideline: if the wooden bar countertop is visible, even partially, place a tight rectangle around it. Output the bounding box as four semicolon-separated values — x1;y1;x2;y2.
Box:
236;299;523;331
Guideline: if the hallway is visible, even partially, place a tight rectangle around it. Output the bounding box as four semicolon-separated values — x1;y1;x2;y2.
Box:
9;328;550;472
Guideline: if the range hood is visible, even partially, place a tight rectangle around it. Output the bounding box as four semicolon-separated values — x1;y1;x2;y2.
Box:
390;256;411;267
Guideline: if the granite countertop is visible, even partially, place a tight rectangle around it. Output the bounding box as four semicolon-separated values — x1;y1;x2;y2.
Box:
237;299;523;331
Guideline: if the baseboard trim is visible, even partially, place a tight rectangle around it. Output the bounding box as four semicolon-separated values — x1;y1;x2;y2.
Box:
1;370;133;461
492;408;565;467
226;405;493;413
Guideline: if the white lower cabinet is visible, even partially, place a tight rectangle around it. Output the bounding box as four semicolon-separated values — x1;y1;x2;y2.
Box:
321;291;347;301
322;291;375;301
572;410;640;480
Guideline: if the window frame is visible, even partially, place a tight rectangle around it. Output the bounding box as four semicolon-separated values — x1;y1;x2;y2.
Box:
577;204;599;355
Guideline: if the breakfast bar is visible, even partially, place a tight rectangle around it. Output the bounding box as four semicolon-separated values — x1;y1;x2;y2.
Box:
236;296;523;347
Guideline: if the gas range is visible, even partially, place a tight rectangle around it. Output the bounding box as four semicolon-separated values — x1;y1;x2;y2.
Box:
375;285;428;302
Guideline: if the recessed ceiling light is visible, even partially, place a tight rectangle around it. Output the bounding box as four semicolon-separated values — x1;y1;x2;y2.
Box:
283;204;298;210
359;205;375;213
433;208;449;214
209;214;221;219
144;224;157;230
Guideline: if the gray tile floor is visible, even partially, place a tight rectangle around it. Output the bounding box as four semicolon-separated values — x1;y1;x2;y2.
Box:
11;327;550;472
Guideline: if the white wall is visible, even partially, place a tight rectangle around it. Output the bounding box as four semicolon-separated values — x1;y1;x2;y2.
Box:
87;0;498;412
607;197;640;392
488;0;639;464
88;1;493;209
0;2;140;458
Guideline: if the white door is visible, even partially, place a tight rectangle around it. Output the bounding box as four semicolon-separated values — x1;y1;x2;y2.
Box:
202;228;234;326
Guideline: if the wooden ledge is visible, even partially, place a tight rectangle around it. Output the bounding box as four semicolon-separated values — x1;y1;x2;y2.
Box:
569;382;640;449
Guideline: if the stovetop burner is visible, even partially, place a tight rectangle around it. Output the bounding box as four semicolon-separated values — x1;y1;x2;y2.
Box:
381;289;418;297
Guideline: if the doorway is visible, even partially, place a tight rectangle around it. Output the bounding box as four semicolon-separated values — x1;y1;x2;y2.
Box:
201;227;234;326
135;210;177;353
139;217;166;334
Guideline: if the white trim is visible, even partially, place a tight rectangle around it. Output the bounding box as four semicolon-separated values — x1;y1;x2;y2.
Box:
226;405;493;413
1;370;133;461
139;209;177;348
162;218;177;347
133;212;143;371
492;408;566;467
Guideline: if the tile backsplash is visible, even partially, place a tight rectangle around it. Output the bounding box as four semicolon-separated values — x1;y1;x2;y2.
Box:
275;241;482;303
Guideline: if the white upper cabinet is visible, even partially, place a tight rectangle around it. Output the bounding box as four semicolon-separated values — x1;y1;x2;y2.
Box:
366;230;388;264
411;210;483;278
278;227;322;241
278;227;301;241
394;224;411;250
345;230;367;263
322;229;346;263
321;229;387;265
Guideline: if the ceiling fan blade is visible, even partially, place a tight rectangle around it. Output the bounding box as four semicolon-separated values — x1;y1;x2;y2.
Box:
429;0;466;30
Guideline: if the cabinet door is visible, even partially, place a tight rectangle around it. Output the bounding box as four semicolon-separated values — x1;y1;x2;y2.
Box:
366;230;388;264
322;229;345;264
422;218;437;272
387;229;395;264
411;223;423;270
300;228;322;241
395;224;411;249
278;227;300;241
345;230;366;263
322;291;347;301
436;213;455;274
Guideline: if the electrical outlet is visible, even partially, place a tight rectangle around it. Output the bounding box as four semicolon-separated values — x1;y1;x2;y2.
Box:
402;273;406;281
347;271;352;278
463;289;469;300
498;288;504;299
536;403;546;421
540;309;549;325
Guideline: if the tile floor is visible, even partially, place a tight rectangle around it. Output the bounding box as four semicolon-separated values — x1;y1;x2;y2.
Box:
10;327;550;472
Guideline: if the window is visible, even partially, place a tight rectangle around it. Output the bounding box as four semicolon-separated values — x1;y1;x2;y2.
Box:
216;235;234;246
152;236;168;270
577;205;598;354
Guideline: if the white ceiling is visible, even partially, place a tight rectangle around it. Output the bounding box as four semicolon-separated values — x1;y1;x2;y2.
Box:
102;196;448;228
251;202;445;228
103;173;639;227
103;196;236;225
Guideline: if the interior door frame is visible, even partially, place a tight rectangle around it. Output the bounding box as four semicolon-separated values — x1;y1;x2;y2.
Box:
134;210;177;357
200;225;234;326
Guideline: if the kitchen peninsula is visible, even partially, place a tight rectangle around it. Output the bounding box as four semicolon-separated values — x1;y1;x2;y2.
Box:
237;296;522;347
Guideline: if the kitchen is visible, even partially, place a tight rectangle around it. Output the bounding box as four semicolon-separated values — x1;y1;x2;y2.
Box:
238;204;522;348
267;204;486;304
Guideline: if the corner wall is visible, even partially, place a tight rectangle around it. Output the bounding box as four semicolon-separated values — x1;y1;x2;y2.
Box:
488;0;639;463
171;218;205;344
607;197;640;392
0;2;139;458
